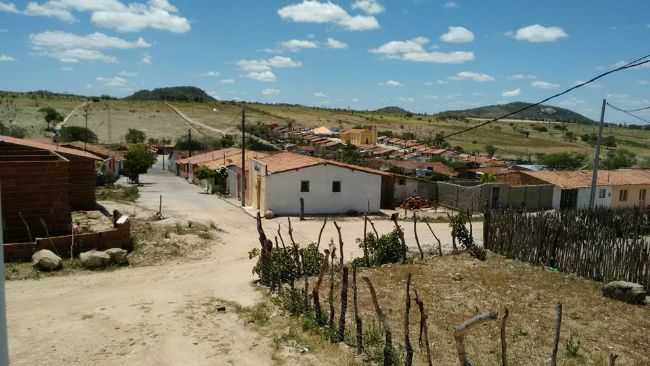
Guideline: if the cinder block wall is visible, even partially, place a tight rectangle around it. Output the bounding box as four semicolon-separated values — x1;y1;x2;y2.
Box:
0;160;72;243
64;155;97;211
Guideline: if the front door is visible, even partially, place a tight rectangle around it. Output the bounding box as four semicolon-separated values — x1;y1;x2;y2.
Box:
560;189;578;209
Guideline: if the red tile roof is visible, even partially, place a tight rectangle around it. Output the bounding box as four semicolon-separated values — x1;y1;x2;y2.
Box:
1;136;102;160
253;152;391;176
522;169;650;189
176;147;242;165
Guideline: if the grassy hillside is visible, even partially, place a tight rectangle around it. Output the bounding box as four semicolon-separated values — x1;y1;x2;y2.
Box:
437;102;594;124
2;93;650;161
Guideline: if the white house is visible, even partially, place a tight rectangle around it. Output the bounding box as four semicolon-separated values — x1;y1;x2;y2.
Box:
248;152;390;216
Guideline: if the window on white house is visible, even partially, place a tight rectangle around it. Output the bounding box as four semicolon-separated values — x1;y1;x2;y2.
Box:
300;180;310;193
640;189;646;201
332;181;341;193
599;189;607;199
619;190;628;202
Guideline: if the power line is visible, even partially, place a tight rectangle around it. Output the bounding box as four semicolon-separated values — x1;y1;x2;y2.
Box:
441;54;650;139
622;105;650;113
605;102;650;124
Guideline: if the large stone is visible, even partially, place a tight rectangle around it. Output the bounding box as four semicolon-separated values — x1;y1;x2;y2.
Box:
80;250;111;269
105;248;128;265
602;281;647;305
264;209;274;219
31;250;62;272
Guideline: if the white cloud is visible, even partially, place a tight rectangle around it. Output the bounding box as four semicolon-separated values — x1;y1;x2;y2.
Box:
278;1;380;31
220;79;235;84
440;26;474;43
30;31;149;63
280;39;318;51
443;1;458;8
0;54;15;62
531;80;560;89
96;76;129;88
326;37;348;49
248;71;276;82
351;97;360;103
238;56;301;82
370;36;474;64
380;80;402;87
141;54;152;64
313;91;328;98
203;71;220;77
450;71;494;82
118;70;137;77
351;0;384;15
23;0;190;33
510;73;536;80
511;24;568;43
502;88;521;97
0;1;18;13
262;88;280;96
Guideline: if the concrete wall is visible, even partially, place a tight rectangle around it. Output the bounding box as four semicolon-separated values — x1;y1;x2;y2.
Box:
610;185;650;208
261;164;382;215
0;160;72;243
436;181;555;212
576;186;612;208
392;177;437;206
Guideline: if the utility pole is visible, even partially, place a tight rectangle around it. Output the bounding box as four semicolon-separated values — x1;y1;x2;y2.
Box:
83;103;89;152
241;107;246;207
0;182;10;365
188;129;192;157
589;99;607;209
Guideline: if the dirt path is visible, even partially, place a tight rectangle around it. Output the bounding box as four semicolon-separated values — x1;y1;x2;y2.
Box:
55;101;88;131
6;157;471;365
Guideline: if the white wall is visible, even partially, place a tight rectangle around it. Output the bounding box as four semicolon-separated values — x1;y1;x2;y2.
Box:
264;164;382;215
576;186;611;208
551;187;561;209
393;177;419;204
226;166;239;198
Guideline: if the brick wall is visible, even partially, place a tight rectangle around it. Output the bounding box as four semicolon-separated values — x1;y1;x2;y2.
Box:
4;216;131;262
64;155;97;210
0;160;72;243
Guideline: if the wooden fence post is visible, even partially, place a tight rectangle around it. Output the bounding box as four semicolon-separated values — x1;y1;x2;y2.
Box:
391;213;408;263
328;243;336;331
312;248;329;325
353;266;363;354
404;273;414;366
424;221;443;256
338;265;349;342
500;308;509;366
414;289;432;366
412;213;424;260
363;276;394;366
454;311;498;366
317;217;328;250
300;197;305;221
550;303;562;366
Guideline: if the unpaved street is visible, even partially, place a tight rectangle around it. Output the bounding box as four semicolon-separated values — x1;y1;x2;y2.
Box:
6;158;480;365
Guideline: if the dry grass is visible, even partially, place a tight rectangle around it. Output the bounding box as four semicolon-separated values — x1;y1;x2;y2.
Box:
312;253;649;365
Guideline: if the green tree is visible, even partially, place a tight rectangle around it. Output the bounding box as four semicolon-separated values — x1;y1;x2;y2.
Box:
601;149;636;170
39;106;63;130
124;144;156;184
480;173;497;183
125;128;146;144
58;126;98;143
537;152;586;170
485;144;497;158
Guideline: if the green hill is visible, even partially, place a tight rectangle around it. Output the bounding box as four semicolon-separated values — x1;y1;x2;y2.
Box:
125;86;215;103
436;102;594;124
374;106;413;115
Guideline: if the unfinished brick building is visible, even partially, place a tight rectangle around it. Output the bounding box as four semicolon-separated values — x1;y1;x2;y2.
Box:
0;136;101;243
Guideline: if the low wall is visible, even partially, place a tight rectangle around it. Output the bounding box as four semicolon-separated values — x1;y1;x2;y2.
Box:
4;215;131;262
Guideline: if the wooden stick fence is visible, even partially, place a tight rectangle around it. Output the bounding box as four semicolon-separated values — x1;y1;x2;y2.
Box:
484;208;650;288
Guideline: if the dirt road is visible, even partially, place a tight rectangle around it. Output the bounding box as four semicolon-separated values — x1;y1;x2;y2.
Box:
6;158;477;365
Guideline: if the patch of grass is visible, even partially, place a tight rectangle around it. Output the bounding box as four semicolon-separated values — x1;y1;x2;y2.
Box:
96;184;139;202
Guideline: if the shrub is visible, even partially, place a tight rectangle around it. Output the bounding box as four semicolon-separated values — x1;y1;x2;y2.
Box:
58;126;97;143
125;128;146;144
357;230;402;267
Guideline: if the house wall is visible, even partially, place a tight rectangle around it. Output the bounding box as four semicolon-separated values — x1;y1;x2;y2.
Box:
261;164;382;215
552;187;561;209
437;181;555;212
64;155;97;211
574;186;612;208
610;185;650;208
0;160;72;243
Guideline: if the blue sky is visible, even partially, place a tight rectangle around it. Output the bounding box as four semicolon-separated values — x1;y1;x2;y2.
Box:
0;0;649;122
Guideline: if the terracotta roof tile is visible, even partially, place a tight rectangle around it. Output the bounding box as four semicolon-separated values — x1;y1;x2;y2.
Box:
253;152;391;176
176;147;242;165
523;169;650;189
1;136;102;160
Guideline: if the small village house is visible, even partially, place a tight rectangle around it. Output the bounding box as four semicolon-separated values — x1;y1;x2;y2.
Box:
247;152;392;215
499;169;650;209
0;136;102;242
61;141;125;179
340;127;378;146
197;149;270;200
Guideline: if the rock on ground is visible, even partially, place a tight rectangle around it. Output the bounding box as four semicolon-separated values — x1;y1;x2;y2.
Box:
602;281;647;304
31;250;63;272
80;250;111;269
105;248;129;265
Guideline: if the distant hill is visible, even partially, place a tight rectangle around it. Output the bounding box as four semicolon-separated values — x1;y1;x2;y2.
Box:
125;86;215;103
436;102;594;124
374;106;413;115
